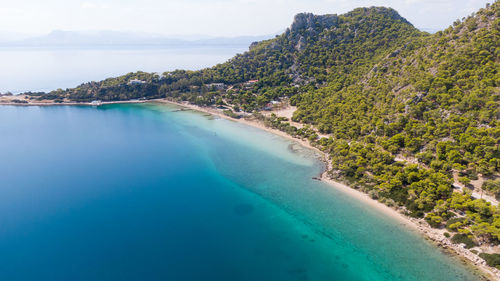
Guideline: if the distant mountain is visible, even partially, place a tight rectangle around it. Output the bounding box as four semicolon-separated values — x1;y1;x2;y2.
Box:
0;30;275;47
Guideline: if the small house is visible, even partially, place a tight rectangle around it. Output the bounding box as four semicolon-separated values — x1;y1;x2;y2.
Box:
263;103;273;111
128;79;146;85
207;83;225;90
244;80;259;86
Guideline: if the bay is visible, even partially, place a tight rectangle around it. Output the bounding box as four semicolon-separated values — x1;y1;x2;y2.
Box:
0;104;480;281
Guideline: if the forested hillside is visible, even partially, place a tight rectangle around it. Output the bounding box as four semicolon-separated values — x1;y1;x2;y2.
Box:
33;6;422;107
28;1;499;264
290;2;499;254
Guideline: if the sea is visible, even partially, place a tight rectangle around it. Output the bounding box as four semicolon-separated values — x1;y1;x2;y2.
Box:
0;46;481;281
0;46;247;94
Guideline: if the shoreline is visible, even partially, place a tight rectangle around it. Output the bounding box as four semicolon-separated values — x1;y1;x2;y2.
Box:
154;100;410;221
0;99;497;279
153;99;498;280
0;100;148;106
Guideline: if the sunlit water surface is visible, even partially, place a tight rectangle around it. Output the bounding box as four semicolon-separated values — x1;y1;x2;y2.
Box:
0;104;480;281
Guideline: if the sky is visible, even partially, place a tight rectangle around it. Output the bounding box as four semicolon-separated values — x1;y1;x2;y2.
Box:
0;0;493;37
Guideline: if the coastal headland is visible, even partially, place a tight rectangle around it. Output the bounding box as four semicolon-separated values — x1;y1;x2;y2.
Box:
1;2;498;278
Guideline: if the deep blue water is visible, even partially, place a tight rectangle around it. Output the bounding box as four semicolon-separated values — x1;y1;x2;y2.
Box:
0;104;480;281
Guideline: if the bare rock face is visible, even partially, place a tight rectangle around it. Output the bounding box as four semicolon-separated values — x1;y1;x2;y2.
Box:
290;13;339;33
295;36;306;51
287;13;339;51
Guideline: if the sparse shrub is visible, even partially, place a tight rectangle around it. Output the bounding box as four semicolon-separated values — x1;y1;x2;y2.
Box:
478;253;500;270
451;233;477;249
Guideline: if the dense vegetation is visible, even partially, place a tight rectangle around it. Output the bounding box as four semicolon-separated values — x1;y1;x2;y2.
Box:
479;253;500;269
290;2;500;249
29;1;499;258
33;7;421;108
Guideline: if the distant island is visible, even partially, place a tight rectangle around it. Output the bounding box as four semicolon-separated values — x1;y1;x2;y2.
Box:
1;1;499;278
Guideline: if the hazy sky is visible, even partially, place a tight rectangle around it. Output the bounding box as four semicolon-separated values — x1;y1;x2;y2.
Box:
0;0;492;36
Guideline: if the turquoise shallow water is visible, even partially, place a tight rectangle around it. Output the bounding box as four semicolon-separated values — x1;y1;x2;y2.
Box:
0;103;480;281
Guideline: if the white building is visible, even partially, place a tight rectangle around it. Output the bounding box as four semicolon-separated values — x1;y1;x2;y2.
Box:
207;83;225;90
128;79;146;85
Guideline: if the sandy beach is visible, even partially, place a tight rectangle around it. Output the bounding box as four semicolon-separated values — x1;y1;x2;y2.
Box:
153;99;499;281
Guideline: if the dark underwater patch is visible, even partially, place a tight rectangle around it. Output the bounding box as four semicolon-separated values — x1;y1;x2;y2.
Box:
234;203;254;216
